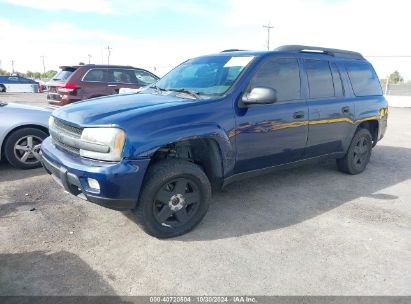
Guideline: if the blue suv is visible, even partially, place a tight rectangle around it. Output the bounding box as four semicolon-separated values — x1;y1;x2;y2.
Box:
40;45;388;238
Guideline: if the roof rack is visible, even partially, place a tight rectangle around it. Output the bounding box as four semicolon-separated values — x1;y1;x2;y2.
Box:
220;49;247;53
275;45;364;60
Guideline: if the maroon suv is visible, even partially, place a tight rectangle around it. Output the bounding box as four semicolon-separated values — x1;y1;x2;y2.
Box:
47;65;159;106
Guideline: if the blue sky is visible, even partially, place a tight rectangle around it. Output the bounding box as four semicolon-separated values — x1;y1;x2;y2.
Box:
0;0;410;78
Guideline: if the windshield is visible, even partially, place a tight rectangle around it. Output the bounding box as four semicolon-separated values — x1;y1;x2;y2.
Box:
154;55;255;98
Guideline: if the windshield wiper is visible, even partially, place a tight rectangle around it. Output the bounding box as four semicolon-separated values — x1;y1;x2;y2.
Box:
167;88;200;99
150;85;167;95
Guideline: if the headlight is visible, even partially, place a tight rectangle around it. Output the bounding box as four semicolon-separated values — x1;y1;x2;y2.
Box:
48;116;55;128
80;128;126;161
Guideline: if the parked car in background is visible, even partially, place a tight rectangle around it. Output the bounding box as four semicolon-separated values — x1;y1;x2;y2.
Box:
0;101;50;169
47;65;159;106
40;45;387;237
0;76;39;93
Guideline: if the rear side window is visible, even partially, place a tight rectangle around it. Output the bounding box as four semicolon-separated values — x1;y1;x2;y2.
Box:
52;68;76;81
345;62;382;96
304;59;335;98
83;69;106;82
249;57;301;101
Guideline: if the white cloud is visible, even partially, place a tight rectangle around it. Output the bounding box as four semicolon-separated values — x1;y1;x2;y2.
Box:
223;0;411;78
0;0;114;14
0;0;410;79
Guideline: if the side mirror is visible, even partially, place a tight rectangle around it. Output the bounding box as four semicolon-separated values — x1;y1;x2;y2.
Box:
242;87;277;105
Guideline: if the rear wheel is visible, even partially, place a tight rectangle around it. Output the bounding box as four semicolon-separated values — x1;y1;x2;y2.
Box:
133;159;211;238
337;128;373;175
4;128;48;169
0;84;6;93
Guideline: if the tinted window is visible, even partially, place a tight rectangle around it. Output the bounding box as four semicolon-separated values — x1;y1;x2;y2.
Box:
52;68;75;81
249;58;301;101
330;63;344;97
304;60;334;98
134;70;158;86
83;69;106;82
345;62;382;96
111;69;137;84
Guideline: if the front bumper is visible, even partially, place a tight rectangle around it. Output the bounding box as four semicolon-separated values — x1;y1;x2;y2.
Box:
40;137;151;210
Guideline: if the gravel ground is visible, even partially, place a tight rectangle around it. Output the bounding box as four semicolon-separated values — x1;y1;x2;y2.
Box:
0;94;410;296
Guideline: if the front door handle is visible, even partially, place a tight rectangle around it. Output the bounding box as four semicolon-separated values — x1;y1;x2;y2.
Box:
342;106;350;113
293;111;305;119
107;84;117;87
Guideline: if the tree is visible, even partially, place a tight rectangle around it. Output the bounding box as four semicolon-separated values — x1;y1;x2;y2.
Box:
0;69;9;76
388;71;404;84
43;70;57;79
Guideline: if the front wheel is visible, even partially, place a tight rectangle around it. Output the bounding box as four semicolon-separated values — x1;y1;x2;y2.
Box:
4;127;48;169
337;128;373;175
133;159;211;238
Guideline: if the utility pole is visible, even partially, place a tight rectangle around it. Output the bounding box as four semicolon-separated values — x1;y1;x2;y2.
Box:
106;45;112;65
40;55;46;76
88;54;92;64
262;23;274;50
11;60;14;74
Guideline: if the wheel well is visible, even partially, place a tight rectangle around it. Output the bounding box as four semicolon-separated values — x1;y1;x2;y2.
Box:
150;139;224;189
358;120;378;146
1;124;49;157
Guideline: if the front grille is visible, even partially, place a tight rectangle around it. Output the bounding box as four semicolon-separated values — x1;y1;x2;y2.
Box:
54;119;83;137
52;139;81;154
50;118;83;155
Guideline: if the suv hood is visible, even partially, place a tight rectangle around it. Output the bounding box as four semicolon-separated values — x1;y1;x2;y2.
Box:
53;93;191;126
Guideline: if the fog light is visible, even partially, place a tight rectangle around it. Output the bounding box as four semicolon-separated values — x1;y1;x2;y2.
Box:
87;178;100;191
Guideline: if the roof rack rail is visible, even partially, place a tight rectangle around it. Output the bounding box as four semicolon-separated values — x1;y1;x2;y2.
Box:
220;49;247;53
275;45;364;60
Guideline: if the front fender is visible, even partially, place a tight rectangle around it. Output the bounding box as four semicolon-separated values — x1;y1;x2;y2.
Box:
124;122;236;176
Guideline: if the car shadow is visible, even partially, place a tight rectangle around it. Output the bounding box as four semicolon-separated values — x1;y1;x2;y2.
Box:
174;145;410;241
0;250;124;297
0;162;46;183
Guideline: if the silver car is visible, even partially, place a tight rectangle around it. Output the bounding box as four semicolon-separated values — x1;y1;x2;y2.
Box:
0;101;51;169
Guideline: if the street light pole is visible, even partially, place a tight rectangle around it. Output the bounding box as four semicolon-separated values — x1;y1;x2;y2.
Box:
263;23;274;50
106;46;112;65
40;55;46;76
88;54;92;64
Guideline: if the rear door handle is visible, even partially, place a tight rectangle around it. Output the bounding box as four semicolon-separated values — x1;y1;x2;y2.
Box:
108;84;117;87
342;106;350;113
293;111;305;119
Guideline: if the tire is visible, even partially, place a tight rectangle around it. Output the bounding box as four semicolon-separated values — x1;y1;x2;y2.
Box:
337;128;373;175
4;127;48;169
0;84;6;93
133;159;212;238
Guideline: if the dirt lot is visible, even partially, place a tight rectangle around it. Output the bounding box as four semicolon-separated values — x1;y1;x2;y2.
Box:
0;94;410;296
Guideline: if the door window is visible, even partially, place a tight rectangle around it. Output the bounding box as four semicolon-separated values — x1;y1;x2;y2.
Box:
111;69;137;84
304;59;335;98
248;58;301;101
83;69;106;82
134;70;158;86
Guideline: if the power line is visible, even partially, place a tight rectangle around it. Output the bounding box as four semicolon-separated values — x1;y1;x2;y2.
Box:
262;23;274;50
